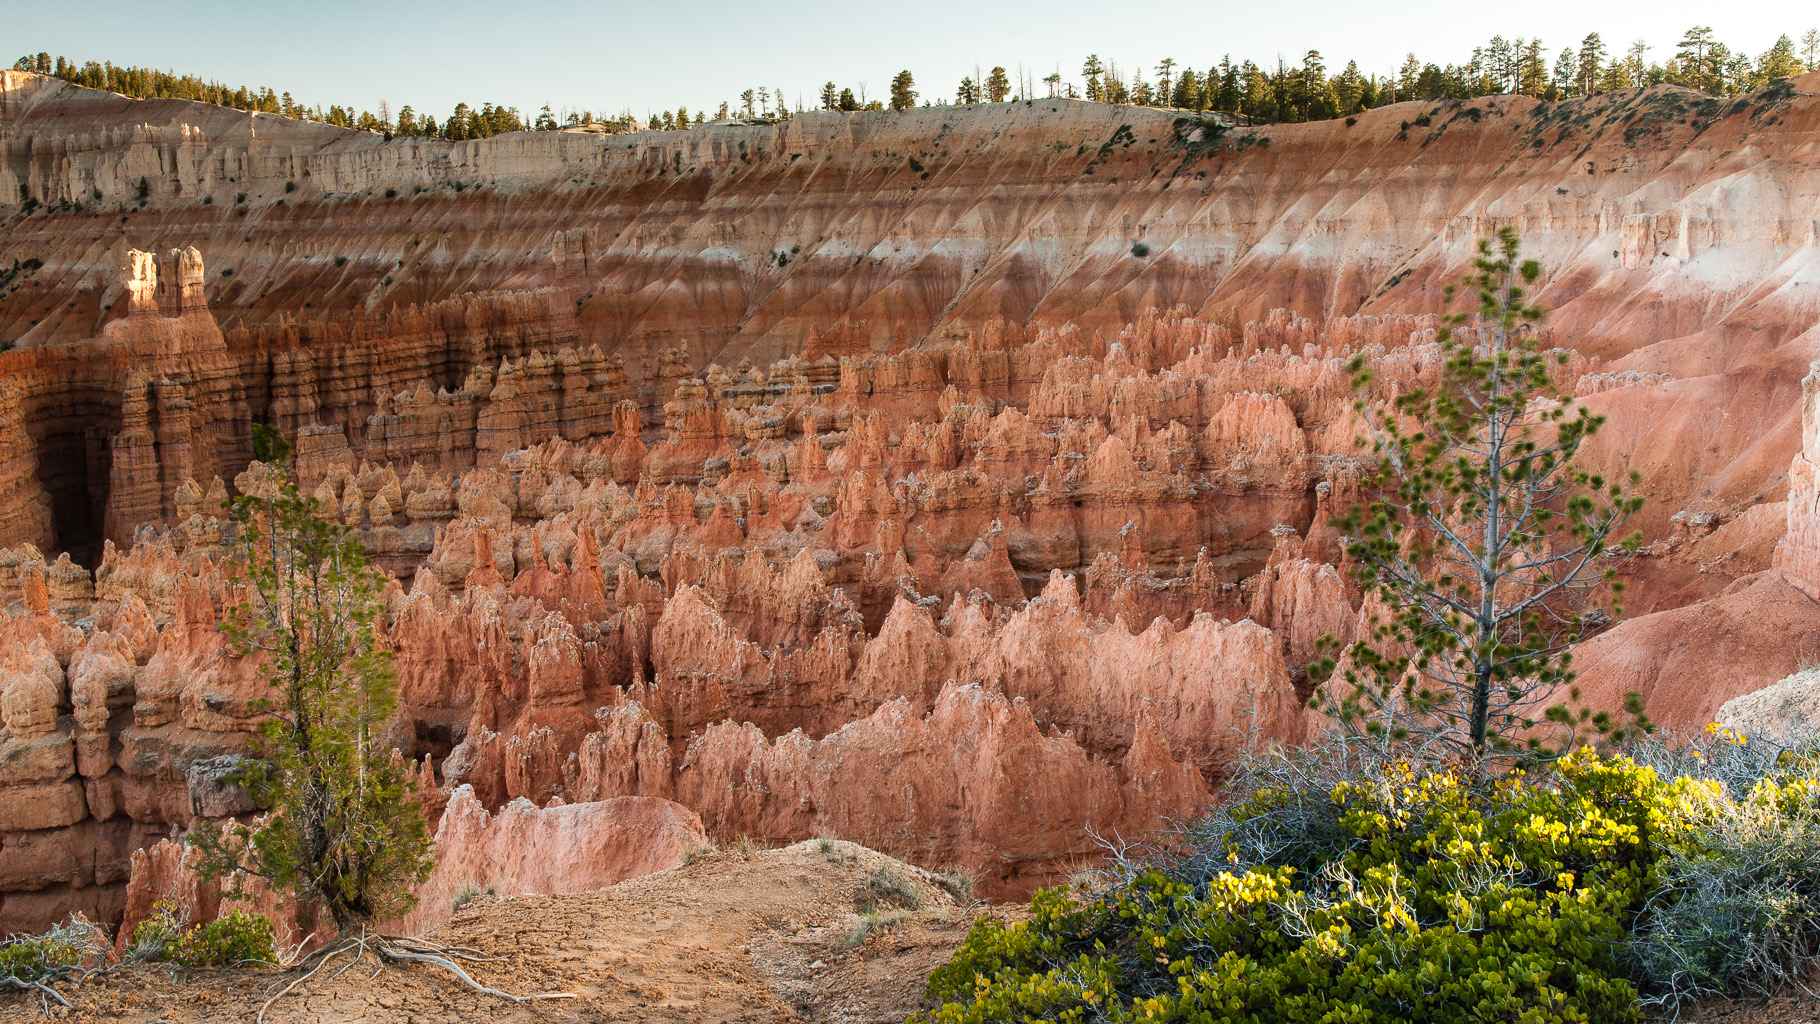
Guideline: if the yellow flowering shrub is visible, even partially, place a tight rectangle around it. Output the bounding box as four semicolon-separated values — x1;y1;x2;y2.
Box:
918;750;1730;1024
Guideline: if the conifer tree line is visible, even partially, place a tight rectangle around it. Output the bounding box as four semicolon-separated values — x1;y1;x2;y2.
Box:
1068;26;1818;124
8;52;636;139
14;26;1820;140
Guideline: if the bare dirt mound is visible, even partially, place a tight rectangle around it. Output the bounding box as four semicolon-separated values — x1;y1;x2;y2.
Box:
1;840;994;1024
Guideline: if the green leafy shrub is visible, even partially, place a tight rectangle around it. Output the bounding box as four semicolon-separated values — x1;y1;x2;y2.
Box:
131;903;275;969
128;899;186;961
1129;241;1150;258
0;930;84;983
170;910;276;968
0;920;107;998
919;738;1820;1024
922;749;1677;1024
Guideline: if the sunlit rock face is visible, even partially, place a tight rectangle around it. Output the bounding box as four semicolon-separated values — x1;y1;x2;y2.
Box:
4;69;1820;933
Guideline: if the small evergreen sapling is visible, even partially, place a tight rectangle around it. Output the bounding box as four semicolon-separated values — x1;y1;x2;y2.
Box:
1315;229;1649;759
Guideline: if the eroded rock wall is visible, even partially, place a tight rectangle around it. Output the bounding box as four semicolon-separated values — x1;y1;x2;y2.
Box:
4;71;1820;934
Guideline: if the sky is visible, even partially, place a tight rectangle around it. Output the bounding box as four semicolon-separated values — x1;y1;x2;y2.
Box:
4;1;1812;120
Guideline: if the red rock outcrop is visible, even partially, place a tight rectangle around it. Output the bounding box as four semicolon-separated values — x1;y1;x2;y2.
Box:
395;788;705;935
675;682;1209;894
1571;357;1820;727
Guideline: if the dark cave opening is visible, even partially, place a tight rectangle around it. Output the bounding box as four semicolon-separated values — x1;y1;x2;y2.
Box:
36;428;110;568
412;719;460;784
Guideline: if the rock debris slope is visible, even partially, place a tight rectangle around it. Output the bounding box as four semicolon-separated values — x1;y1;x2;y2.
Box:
2;70;1819;936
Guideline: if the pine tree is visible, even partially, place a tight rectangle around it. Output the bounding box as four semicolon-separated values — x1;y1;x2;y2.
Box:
1803;28;1820;71
1315;230;1648;760
837;88;858;111
986;66;1010;103
1552;50;1577;96
395;105;418;136
1240;60;1273;120
889;70;917;110
189;427;435;934
740;89;755;117
1721;45;1753;94
1397;53;1422;99
820;81;838;110
1215;57;1240;111
1082;55;1105;102
1576;33;1607;95
1176;68;1203;109
1155;58;1176;104
1598;58;1632;93
1485;36;1515;92
534;104;557;131
1625;41;1651;85
1675;25;1718;92
1298;50;1327;120
1519;39;1548;97
1129;72;1154;107
1335;60;1363;113
1759;35;1804;81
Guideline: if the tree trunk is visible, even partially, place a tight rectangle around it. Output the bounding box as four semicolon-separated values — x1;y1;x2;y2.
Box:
1470;657;1493;754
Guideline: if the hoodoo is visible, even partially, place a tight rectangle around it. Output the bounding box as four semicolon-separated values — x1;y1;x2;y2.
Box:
3;65;1820;948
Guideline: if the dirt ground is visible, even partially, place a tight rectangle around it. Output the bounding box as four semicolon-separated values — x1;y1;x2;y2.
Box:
1682;990;1820;1024
14;844;1812;1024
0;840;997;1024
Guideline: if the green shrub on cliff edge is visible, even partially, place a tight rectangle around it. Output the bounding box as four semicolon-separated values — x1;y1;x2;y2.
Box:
131;903;276;969
916;737;1820;1024
171;911;277;969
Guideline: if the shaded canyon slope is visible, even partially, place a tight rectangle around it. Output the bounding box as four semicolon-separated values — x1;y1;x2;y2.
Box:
1;68;1819;936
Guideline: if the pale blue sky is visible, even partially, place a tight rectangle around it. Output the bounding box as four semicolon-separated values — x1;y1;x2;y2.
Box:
4;1;1811;121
